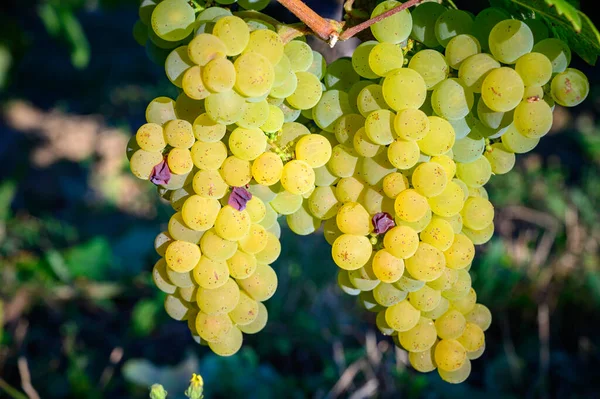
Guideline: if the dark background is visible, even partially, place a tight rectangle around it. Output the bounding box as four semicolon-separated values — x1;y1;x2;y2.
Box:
1;0;599;398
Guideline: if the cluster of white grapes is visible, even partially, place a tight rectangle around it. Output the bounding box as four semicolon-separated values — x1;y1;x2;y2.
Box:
126;0;590;383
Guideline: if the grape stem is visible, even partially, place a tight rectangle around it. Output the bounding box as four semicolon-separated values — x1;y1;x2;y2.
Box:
338;0;424;41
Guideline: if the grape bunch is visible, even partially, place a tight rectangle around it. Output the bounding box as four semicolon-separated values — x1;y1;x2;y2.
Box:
125;0;591;383
128;1;329;356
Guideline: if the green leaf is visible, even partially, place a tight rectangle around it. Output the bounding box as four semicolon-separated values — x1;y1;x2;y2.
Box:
57;8;90;69
491;0;600;64
0;180;16;221
63;238;112;280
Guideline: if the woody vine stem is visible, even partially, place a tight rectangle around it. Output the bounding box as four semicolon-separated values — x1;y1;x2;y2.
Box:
275;0;425;46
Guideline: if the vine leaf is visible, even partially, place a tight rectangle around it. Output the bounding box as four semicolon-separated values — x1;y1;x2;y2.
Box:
492;0;600;64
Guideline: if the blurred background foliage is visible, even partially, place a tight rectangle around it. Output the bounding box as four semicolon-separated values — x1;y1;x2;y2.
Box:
1;0;599;398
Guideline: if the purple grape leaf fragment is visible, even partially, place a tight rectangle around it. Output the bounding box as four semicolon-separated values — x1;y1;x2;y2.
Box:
150;160;171;185
229;186;253;211
372;212;395;234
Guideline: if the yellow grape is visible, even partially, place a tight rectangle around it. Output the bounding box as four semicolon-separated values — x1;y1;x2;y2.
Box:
239;224;269;254
467;343;485;360
245;197;267;224
146;96;177;125
444;234;475;270
281;160;315;195
167;148;193;174
130;149;163;180
481;67;525;112
457;322;485;352
372;249;405;283
387;139;420;170
208;325;243;356
409;285;442;312
513;99;553;138
434;339;467;372
420;217;455;252
368;42;404;77
442;269;472;301
465;304;492;331
227;250;257;279
428;181;465;217
461;197;494;230
383;225;420;259
393;270;426;292
136;123;166;152
187;33;227;66
295;134;332;168
405;242;446;282
182;66;210;100
383;172;409;199
238;301;268;334
331;234;373;270
395;189;429;222
418;116;455;156
181;195;221;231
229;127;267;161
192;170;228;199
152;259;177;294
484;143;515;174
452;287;477;314
200;229;238;261
193;256;229;289
422;296;450;320
229;290;259;326
385;299;421;332
155;231;173;257
399;317;438;352
195;312;232;343
237;263;278;301
515;52;553;86
165;240;201;273
435;309;467;339
212;16;250;56
190;141;227;171
192;113;226;143
394;108;430;141
166;267;194;288
202;57;236;93
373;282;407;307
261;105;285;133
458;53;500;93
243;29;284;64
205;90;246;125
214;205;251;241
408;347;437;373
196;277;240;315
336;202;371;236
220;156;252;187
252;152;284;186
353;127;382;158
307;186;340;220
234;52;274;98
286;71;323;110
348;262;380;291
382;68;427;111
438;358;471;384
255;232;281;264
168;212;204;243
412;162;448;198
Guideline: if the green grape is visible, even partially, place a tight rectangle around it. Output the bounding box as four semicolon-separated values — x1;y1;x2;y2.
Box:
428;181;464;217
269;190;302;216
364;109;396;145
409;346;437;373
336;202;371;235
453;178;469;202
251;152;283;186
286;71;323;110
434;339;466;371
485;143;515;174
164;119;194;149
283;40;313;72
281;160;315;195
412;162;448;198
394;108;429;141
420;217;455;251
409;285;442;312
458;53;500;93
405;242;445;282
457;322;485;352
307;186;340;220
336;176;366;203
208;325;243;356
369;42;404;77
193;256;229;289
228;127;266;161
255;231;282;264
456;157;492;188
533;38;571;73
356;84;390;117
431;78;474;121
212;16;249;56
313;90;353;132
334;114;365;146
435;10;473;47
467;343;485;360
376;311;395;336
175;92;205;123
452;132;484;163
481;67;524;112
295;134;332;168
446;35;480;70
324;217;343;246
444;235;474;270
237;100;270;129
388;139;420;170
331;234;373;270
259;204;278;231
418;116;455;156
234;52;274;98
354;124;383;158
243;29;284;64
394;189;429;223
155;231;174;257
472;8;510;52
438;357;471;383
409;49;449;90
237;263;278;301
373;283;407;307
461;197;494;230
307;50;327;79
338;270;361;296
192;113;225;142
238;301;268;334
139;0;160;26
151;0;195;41
205;90;245;125
274;54;292;86
190;140;227;171
465;304;492;331
347;80;372;114
277;101;301;122
245;197;267;224
165;46;193;88
260;105;284;133
238;0;270;10
393;270;426;292
351;41;378;79
399;317;438;353
164;294;192;321
168;212;204;244
153;259;177;294
370;0;413;43
362;185;395;216
383;172;409;199
489;20;534;64
314;165;339;187
462;222;494;245
452;287;476;314
270;69;298;99
422;295;450;320
324;58;360;92
523;85;544;101
515;52;553;87
358;291;384;313
220;156;252;187
348;262;380;291
524;18;549;43
384;225;419;259
476;97;513;130
411;1;446;48
551;68;589;107
435;308;466;339
200;229;238;262
385;299;421;332
383;68;427;111
430;155;456;180
227;250;257;279
372;249;405;283
328;145;360;178
439;213;463;235
146;96;177;125
396;208;433;233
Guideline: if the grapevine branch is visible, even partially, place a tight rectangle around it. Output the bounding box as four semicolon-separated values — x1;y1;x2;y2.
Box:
275;0;425;45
